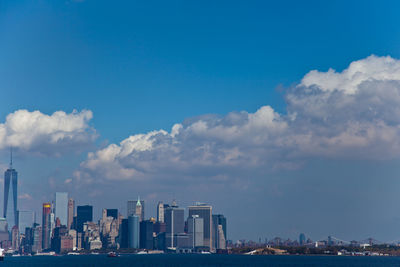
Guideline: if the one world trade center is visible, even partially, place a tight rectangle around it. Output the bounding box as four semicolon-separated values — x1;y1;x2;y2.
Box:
4;151;18;229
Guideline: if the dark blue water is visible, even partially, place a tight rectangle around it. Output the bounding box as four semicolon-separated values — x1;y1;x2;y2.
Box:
2;254;400;267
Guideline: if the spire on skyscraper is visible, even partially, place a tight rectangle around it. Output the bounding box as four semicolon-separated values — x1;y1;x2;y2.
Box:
9;147;13;169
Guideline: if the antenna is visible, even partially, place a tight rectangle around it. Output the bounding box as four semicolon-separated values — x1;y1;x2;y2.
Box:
10;147;13;169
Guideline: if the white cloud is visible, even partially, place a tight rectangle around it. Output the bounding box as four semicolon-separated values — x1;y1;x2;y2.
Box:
76;55;400;183
0;109;96;155
301;55;400;94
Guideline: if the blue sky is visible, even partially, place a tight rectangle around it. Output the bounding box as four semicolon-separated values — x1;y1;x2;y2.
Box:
2;0;400;242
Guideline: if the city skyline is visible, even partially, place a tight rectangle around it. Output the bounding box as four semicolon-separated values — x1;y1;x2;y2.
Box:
3;0;400;243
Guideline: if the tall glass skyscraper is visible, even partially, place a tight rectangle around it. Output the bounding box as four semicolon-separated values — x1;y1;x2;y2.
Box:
188;203;212;250
42;203;52;249
4;153;18;228
55;192;68;226
77;205;93;233
128;215;139;248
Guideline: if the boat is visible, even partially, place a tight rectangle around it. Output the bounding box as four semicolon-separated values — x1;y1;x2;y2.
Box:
107;252;118;257
0;248;4;261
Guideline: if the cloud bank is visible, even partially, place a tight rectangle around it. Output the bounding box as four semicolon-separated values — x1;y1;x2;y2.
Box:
0;109;95;156
76;55;400;182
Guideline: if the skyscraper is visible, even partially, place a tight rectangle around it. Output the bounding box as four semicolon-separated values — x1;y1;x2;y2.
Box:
164;203;185;248
157;202;164;223
212;214;227;250
128;215;139;249
55;192;68;227
299;233;306;245
127;198;144;220
67;198;75;230
188;203;212;250
77;205;93;233
188;215;204;248
4;151;18;228
140;220;154;249
42;203;52;250
106;209;118;220
135;198;142;222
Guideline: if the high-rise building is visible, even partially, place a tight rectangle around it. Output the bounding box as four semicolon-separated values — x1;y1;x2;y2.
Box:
128;215;139;249
32;224;42;253
119;218;129;248
217;225;226;249
18;210;35;234
77;205;93;233
4;152;18;228
188;215;204;248
188;204;212;250
55;192;68;227
106;209;118;220
212;214;227;250
299;233;306;245
140;220;154;249
127;199;144;220
11;225;19;250
164;204;185;248
42;203;52;250
67;198;75;230
0;218;9;244
135;198;143;222
157;202;164;223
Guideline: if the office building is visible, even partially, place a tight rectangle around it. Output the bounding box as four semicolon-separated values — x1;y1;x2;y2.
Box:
140;220;154;249
188;215;204;248
128;215;139;248
165;204;185;248
119;218;129;248
77;205;93;233
188;204;212;250
4;152;18;228
11;225;19;250
18;210;35;234
42;203;52;250
154;221;166;234
67;198;75;230
127;198;144;221
157;202;164;223
0;218;8;244
32;224;42;253
55;192;68;227
299;233;306;245
106;209;118;220
212;214;227;250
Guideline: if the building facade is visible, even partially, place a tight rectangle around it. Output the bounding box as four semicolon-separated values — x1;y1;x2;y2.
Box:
212;214;227;250
165;205;185;248
4;159;18;228
139;220;154;249
77;205;93;233
188;204;212;250
157;202;164;223
67;198;75;230
42;203;52;250
188;215;204;248
128;215;139;249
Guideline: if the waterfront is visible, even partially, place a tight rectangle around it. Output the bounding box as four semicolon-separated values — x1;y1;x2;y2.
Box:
2;254;400;267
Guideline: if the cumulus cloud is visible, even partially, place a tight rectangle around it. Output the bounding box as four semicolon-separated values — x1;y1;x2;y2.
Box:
76;55;400;182
0;109;96;156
